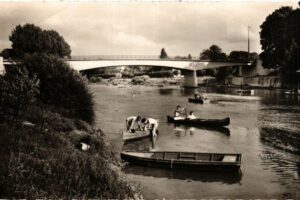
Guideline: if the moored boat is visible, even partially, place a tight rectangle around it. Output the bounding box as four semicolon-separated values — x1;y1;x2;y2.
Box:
122;131;151;142
167;116;230;127
188;98;210;104
237;89;254;95
121;151;241;172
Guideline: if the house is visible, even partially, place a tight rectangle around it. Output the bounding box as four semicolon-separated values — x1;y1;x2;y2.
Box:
226;58;281;88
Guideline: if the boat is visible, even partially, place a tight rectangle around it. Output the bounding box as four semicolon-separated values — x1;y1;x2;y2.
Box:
167;116;230;127
188;98;210;104
123;165;242;183
237;89;254;95
122;130;151;142
121;151;242;172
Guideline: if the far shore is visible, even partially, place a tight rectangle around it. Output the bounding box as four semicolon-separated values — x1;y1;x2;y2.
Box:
88;76;289;90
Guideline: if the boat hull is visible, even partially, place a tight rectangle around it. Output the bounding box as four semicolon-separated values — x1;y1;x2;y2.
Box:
121;151;241;172
122;131;150;142
167;116;230;127
188;98;204;104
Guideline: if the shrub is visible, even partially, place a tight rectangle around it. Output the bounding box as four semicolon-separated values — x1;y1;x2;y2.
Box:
0;120;140;199
0;67;39;122
21;53;94;124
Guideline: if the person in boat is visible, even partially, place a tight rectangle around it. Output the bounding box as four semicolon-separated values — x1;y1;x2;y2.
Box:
174;105;186;120
126;116;142;133
141;117;159;137
187;111;196;120
194;93;201;100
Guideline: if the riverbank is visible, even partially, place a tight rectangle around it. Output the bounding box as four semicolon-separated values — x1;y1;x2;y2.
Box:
89;76;295;91
0;107;142;199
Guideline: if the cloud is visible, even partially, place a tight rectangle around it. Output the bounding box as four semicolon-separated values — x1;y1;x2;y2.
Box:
0;2;298;56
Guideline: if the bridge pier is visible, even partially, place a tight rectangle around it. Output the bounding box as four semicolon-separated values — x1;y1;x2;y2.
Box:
183;70;198;88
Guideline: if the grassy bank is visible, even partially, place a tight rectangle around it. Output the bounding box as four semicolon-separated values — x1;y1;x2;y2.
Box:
0;107;142;199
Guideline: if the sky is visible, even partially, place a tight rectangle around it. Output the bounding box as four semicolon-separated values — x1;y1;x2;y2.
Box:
0;1;299;57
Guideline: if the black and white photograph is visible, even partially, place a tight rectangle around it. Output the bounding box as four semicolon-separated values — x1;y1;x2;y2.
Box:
0;0;299;199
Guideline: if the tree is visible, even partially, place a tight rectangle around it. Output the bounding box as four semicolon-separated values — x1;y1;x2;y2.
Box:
228;51;258;64
160;48;168;59
188;54;192;59
0;48;15;59
199;45;227;61
22;53;94;124
9;24;71;58
260;6;300;86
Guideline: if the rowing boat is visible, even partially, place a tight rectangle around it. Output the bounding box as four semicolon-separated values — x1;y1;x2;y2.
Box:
122;131;150;142
167;116;230;127
121;151;241;172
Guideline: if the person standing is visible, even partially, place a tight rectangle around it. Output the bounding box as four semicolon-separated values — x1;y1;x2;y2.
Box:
141;117;159;137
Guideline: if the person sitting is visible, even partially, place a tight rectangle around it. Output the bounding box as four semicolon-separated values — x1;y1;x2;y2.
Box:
194;94;200;100
126;116;142;133
141;117;159;137
187;111;196;120
174;105;186;120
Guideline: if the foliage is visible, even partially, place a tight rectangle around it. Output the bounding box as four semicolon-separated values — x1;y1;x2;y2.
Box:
21;53;94;124
188;54;192;59
9;24;71;58
132;75;150;85
215;67;231;83
0;67;39;122
0;48;15;59
200;45;227;61
260;6;300;85
0;109;140;199
228;51;258;64
160;48;168;59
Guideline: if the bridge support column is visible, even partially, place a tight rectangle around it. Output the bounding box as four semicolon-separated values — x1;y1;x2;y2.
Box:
183;70;198;88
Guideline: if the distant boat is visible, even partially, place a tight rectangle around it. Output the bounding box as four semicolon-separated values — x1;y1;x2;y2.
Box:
237;89;254;95
121;151;242;172
188;98;210;104
122;131;151;142
167;116;230;127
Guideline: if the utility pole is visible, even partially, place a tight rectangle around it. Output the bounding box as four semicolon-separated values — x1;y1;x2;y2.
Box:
248;26;250;59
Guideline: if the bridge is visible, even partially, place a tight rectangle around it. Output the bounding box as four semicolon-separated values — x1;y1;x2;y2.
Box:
1;55;251;87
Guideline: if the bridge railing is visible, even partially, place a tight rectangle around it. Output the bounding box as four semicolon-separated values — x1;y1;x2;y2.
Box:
67;55;200;61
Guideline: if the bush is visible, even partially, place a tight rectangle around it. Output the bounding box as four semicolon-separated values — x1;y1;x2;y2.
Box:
21;53;94;124
132;75;150;85
0;67;39;122
0;118;140;199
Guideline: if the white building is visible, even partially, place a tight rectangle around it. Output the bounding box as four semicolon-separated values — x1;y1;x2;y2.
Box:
226;59;281;88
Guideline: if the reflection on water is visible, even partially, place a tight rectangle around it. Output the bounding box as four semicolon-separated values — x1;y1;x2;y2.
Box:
91;85;300;198
173;124;230;136
259;148;300;199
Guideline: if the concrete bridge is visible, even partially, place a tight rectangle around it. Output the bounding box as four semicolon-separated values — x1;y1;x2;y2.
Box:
1;55;251;87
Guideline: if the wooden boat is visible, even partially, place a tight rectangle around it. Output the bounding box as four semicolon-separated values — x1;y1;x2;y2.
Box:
121;151;242;172
122;131;150;142
167;116;230;127
188;98;210;104
123;165;242;183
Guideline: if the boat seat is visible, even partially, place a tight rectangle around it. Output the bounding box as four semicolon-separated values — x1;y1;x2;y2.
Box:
222;155;237;162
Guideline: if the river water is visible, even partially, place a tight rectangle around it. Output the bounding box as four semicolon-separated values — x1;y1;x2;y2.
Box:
90;84;300;199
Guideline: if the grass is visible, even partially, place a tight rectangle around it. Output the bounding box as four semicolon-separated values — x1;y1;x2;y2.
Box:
0;107;142;199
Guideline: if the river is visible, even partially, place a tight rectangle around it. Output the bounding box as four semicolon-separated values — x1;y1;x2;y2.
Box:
90;84;300;199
